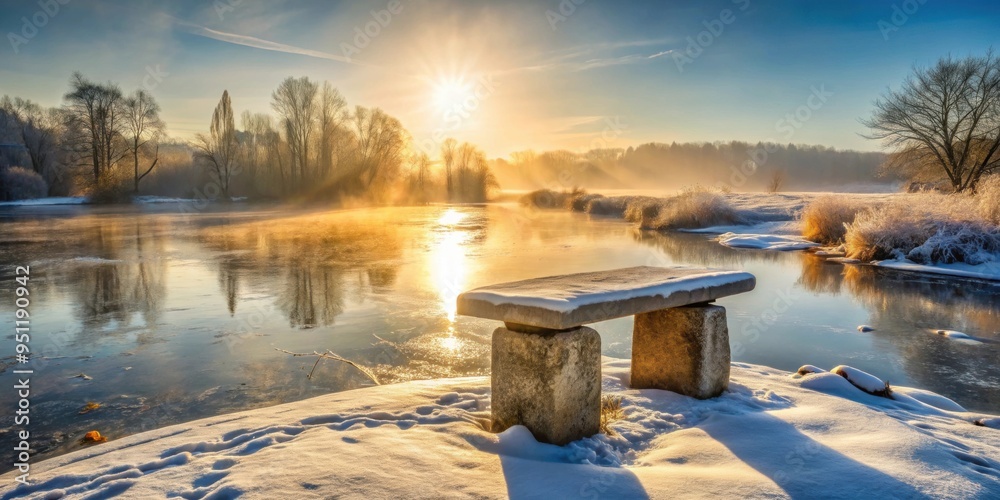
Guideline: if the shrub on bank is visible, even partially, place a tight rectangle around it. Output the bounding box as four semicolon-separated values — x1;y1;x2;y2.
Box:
646;188;745;230
844;196;1000;265
801;196;867;244
977;175;1000;224
624;199;661;228
520;188;574;209
569;192;604;212
585;196;630;217
0;166;48;201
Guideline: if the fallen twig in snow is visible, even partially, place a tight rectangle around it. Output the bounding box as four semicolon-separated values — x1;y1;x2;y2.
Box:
275;348;381;385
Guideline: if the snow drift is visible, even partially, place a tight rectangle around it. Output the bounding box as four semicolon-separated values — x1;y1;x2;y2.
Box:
3;359;999;499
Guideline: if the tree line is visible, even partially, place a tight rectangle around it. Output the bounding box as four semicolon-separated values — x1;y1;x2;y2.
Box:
492;141;889;192
0;73;497;203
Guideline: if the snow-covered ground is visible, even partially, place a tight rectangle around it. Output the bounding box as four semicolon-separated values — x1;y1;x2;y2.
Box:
717;233;820;251
0;197;88;207
4;359;998;499
873;259;1000;282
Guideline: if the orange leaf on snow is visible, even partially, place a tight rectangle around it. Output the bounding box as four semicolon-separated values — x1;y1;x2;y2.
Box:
81;430;108;443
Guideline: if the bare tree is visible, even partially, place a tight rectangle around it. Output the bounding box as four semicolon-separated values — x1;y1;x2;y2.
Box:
767;169;785;193
351;106;407;195
451;142;498;202
864;51;1000;192
63;72;127;184
272;76;319;187
441;137;457;201
123;89;164;193
195;90;238;198
316;82;348;180
407;151;434;203
0;96;61;193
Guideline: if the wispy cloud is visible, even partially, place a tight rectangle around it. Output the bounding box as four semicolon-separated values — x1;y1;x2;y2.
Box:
648;50;675;59
499;38;676;74
174;20;368;66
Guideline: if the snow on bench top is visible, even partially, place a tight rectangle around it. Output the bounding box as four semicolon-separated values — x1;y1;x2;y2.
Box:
457;265;755;330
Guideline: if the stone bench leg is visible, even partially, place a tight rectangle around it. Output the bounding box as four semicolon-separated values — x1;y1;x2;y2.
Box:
630;304;730;399
491;325;601;445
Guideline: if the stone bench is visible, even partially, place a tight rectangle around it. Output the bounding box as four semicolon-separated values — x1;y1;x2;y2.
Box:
456;265;756;445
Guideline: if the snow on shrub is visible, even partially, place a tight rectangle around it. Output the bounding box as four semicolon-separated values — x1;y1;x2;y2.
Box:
569;192;604;212
907;221;1000;265
585;196;629;217
801;196;866;244
0;166;48;201
623;198;662;229
796;365;826;375
845;202;933;261
831;365;893;398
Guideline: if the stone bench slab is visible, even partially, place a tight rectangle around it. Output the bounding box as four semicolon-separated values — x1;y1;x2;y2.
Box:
457;265;756;330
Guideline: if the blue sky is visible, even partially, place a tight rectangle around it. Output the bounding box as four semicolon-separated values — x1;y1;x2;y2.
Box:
1;0;998;157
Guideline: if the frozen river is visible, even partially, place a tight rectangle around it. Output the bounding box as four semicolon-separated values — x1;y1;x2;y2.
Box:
1;202;999;466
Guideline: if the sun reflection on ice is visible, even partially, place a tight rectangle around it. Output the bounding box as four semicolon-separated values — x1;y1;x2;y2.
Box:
430;208;472;341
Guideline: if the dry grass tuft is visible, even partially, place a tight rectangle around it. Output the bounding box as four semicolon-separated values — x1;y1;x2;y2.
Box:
977;174;1000;224
647;188;745;230
600;394;626;435
801;196;867;244
624;199;662;229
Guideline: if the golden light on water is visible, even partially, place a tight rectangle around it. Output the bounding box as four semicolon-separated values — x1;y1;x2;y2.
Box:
430;209;471;330
437;335;462;352
437;208;466;226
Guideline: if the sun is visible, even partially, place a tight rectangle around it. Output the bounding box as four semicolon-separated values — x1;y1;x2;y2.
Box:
432;78;473;113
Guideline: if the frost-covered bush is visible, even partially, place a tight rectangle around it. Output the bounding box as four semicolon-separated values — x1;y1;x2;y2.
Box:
647;188;745;230
801;196;866;244
977;174;1000;224
520;188;575;209
569;192;604;212
585;196;629;217
846;202;939;261
0;166;48;201
624;198;661;228
845;196;1000;264
88;166;132;204
907;221;1000;265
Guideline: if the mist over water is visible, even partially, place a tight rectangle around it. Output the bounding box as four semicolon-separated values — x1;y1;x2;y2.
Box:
1;202;998;465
